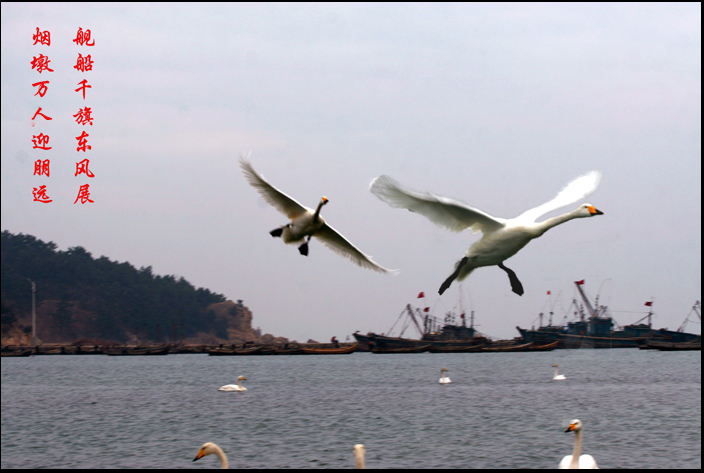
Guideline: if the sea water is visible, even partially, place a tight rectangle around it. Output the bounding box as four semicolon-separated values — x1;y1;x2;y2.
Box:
1;349;700;469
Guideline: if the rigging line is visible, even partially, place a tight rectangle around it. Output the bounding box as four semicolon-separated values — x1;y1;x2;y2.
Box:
385;307;407;336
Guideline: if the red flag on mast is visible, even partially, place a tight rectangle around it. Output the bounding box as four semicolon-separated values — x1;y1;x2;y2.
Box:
417;292;425;298
576;280;585;285
644;301;653;307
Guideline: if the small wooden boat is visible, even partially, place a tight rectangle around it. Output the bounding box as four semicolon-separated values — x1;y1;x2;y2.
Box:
208;345;264;356
105;346;170;356
477;341;536;352
1;349;33;357
301;343;358;355
515;341;559;351
427;344;485;353
639;339;701;351
371;344;430;354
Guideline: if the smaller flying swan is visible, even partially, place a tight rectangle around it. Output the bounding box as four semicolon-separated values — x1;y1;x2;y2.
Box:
240;157;396;274
559;419;599;469
193;442;229;469
218;376;247;392
370;171;603;295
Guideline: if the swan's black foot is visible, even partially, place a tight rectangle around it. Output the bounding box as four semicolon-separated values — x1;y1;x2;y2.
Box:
298;242;309;256
439;257;469;295
270;227;284;238
498;262;524;296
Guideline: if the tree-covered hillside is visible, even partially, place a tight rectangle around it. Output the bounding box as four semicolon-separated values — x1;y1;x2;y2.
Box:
1;230;260;344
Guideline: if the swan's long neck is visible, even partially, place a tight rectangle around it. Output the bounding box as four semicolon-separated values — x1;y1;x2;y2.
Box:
354;447;365;469
313;199;326;221
213;444;229;469
535;209;583;236
554;366;559;377
571;428;582;468
237;378;243;388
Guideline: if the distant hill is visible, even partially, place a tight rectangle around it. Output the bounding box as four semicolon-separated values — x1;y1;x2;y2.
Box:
1;230;284;345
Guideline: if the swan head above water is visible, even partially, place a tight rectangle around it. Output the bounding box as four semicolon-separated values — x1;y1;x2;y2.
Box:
218;376;247;392
353;444;365;469
552;364;566;380
565;419;583;433
559;419;599;469
194;442;229;469
439;367;452;384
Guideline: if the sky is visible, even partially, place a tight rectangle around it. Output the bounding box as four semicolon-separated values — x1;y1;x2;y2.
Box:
1;3;701;343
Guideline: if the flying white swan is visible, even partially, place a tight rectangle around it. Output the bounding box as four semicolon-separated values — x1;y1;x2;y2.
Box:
218;376;247;392
353;444;366;469
553;364;566;380
439;367;452;384
240;157;396;274
559;419;599;469
369;171;603;295
193;442;229;469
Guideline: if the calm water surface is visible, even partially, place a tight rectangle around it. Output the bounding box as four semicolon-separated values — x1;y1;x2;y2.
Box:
1;349;701;469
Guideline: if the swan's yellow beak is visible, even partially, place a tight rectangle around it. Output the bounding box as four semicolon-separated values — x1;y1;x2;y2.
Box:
587;205;603;216
193;448;206;461
565;423;577;433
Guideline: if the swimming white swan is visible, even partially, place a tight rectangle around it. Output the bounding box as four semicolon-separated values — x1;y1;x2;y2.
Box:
369;171;603;295
553;364;566;380
193;442;229;469
353;444;365;469
559;419;599;469
439;367;452;384
240;157;396;274
218;376;247;392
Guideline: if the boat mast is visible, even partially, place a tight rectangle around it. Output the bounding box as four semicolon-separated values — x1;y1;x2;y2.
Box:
574;280;597;318
677;300;701;333
28;279;38;346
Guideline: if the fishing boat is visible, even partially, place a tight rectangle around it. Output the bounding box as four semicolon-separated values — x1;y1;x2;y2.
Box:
354;291;486;353
301;343;358;355
517;282;701;349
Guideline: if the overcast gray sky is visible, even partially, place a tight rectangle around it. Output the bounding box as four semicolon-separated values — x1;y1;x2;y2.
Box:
2;3;701;342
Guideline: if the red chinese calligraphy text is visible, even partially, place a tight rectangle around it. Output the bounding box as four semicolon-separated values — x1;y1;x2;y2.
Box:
74;53;94;72
75;79;92;99
31;107;52;121
75;131;91;152
34;159;50;177
32;185;53;203
72;28;95;46
73;106;94;125
31;54;54;73
32;27;51;46
74;184;94;204
32;81;50;97
75;159;95;178
32;133;52;150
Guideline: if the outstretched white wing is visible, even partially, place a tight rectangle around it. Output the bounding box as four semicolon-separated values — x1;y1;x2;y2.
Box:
517;171;602;223
369;175;505;234
239;157;308;219
314;224;398;274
